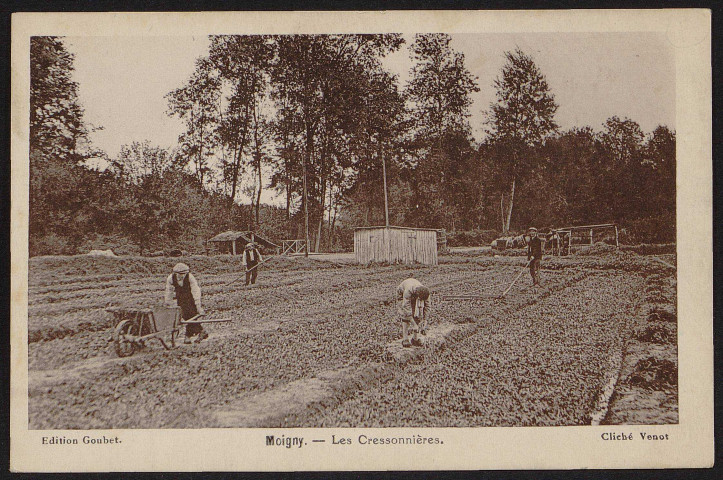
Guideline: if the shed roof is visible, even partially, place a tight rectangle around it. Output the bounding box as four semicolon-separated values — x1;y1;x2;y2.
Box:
207;230;280;249
354;225;441;232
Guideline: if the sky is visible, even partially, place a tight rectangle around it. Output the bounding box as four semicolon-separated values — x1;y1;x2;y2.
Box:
65;33;675;204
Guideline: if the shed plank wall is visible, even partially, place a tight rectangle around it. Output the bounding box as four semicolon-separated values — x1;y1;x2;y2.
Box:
354;227;438;265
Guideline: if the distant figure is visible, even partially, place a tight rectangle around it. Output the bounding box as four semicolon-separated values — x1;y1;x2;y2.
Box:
243;242;264;286
165;263;207;344
561;232;570;256
548;230;561;256
527;227;543;286
396;278;431;348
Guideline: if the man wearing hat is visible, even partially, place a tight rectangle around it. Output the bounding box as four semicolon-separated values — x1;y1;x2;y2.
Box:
527;227;543;286
242;242;264;286
164;263;207;343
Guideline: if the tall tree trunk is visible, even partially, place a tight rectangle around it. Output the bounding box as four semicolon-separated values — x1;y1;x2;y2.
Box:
330;199;338;250
230;111;250;203
255;161;262;225
303;123;312;257
505;177;516;233
286;177;291;220
284;154;291;221
501;195;506;233
253;97;262;225
230;142;241;204
327;184;333;251
315;177;326;253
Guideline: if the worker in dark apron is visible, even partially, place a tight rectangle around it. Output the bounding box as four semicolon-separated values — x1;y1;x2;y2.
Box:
243;242;264;286
164;263;207;344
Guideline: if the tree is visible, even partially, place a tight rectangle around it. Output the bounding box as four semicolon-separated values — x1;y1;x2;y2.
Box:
644;125;676;213
404;34;479;231
406;34;479;138
30;36;91;165
29;36;102;244
486;48;558;233
599;116;646;220
112;141;176;183
207;35;274;208
270;34;404;253
166;57;221;186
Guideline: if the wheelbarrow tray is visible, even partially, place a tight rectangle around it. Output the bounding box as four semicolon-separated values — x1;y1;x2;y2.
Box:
109;306;233;357
110;306;182;357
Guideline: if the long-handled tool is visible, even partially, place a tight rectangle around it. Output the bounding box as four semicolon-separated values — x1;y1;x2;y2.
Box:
225;242;297;286
499;259;532;298
179;314;233;324
440;282;509;301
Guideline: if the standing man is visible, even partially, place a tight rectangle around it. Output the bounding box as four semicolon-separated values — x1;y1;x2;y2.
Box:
243;242;264;286
548;230;561;256
396;278;431;348
165;263;207;344
527;227;543;286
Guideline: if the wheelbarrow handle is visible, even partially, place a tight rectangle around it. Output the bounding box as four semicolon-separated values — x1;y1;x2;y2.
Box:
181;318;233;324
180;313;205;323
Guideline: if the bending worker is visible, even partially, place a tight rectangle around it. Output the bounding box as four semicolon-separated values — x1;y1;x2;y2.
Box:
165;263;207;344
396;278;431;348
243;242;264;286
527;227;543;286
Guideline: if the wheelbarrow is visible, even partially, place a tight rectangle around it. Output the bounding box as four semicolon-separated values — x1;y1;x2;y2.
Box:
107;306;231;357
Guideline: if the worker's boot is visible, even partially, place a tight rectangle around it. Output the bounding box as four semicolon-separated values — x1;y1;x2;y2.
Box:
195;331;209;343
183;335;192;345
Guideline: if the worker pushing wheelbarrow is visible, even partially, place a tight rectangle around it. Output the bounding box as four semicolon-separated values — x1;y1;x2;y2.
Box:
109;262;231;357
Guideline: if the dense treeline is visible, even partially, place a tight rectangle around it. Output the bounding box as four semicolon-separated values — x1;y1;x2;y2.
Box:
29;35;675;256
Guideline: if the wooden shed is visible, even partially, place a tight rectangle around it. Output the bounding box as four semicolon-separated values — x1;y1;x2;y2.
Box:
207;231;280;255
354;226;438;265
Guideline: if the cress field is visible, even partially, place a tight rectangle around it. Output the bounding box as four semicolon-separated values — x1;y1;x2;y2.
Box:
27;248;677;429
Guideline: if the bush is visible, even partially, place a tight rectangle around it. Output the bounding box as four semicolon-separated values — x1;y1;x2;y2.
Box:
77;233;140;256
576;242;618;256
447;230;500;247
618;211;675;244
620;243;676;255
648;308;676;323
634;323;675;344
29;233;75;257
628;357;677;389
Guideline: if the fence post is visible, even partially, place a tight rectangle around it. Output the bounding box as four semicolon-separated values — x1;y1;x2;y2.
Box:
615;225;619;248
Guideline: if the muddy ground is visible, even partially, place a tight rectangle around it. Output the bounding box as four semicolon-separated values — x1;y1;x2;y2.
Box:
26;251;677;429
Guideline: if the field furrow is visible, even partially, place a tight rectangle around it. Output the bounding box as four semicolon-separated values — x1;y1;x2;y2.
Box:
26;252;672;429
298;273;643;427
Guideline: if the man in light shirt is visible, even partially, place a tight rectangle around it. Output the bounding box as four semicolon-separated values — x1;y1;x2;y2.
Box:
165;263;207;344
396;278;431;348
243;242;264;286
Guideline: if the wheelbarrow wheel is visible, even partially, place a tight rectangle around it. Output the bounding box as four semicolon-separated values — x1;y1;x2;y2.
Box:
113;319;137;357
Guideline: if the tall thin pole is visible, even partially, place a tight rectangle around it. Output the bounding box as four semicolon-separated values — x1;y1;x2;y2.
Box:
303;160;309;257
381;139;389;227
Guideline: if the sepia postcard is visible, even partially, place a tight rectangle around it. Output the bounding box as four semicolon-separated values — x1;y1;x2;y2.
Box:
10;9;713;471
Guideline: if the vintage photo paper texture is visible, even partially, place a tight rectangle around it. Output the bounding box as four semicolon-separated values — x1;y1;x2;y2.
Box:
10;9;712;471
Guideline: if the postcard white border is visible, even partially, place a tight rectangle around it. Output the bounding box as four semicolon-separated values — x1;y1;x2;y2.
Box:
10;9;713;472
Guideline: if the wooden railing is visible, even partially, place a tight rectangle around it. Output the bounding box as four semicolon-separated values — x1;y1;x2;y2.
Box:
281;239;307;255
